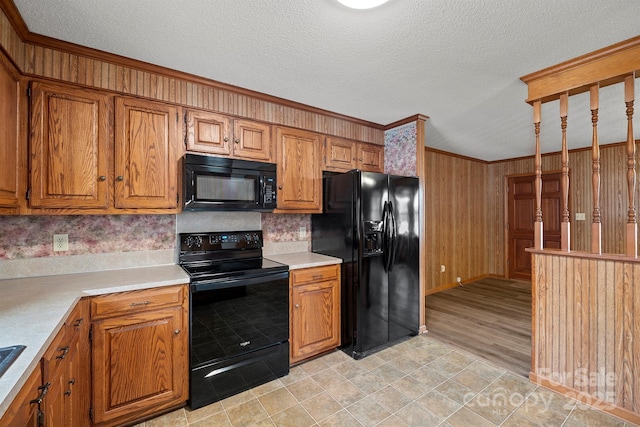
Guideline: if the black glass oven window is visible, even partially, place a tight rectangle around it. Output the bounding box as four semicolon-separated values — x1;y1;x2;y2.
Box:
190;276;289;367
196;174;256;202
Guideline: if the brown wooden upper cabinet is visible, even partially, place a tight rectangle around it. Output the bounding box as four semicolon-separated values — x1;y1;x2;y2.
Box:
29;81;110;209
115;97;179;209
324;137;384;173
0;53;21;211
274;126;322;213
185;109;273;163
28;81;180;213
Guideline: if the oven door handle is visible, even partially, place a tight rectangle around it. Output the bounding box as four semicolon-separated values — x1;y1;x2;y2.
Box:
190;271;289;293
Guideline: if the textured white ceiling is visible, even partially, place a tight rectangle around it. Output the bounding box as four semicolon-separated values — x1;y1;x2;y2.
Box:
11;0;640;161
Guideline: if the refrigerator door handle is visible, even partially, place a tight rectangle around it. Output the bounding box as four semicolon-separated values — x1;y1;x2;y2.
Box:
388;201;398;272
382;201;390;272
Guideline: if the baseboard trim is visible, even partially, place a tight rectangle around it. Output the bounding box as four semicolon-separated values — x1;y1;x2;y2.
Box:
424;273;504;295
530;372;640;425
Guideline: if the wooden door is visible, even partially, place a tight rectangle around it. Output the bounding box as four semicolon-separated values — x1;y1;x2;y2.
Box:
115;97;178;209
508;173;563;280
91;306;187;425
275;127;322;212
233;119;273;162
358;142;384;173
184;109;231;155
324;137;357;171
30;82;110;208
0;54;21;208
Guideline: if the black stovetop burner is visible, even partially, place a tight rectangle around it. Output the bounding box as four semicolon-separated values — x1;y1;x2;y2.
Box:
178;230;287;281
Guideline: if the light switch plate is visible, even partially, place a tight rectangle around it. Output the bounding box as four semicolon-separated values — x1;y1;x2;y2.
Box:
575;212;586;221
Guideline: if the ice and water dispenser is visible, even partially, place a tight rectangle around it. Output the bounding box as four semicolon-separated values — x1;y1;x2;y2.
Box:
363;220;384;254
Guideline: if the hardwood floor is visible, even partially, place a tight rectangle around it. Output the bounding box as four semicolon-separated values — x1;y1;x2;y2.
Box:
425;277;531;377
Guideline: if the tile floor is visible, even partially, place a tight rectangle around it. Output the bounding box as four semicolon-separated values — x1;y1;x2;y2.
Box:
139;335;633;426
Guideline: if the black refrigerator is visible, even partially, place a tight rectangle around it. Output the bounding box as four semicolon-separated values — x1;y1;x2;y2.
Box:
311;170;420;359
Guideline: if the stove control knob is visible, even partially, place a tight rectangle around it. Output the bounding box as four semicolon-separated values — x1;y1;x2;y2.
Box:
186;236;203;249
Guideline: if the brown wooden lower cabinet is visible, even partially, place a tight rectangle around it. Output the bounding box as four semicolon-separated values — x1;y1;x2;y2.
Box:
89;284;188;427
1;284;188;427
42;299;90;427
0;366;42;427
0;300;90;427
290;264;341;364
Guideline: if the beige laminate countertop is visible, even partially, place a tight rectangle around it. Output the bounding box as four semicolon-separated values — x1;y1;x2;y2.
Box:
265;251;342;270
0;264;189;419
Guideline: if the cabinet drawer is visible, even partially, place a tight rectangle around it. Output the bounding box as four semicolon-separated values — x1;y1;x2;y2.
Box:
291;265;339;286
90;285;185;320
42;323;75;380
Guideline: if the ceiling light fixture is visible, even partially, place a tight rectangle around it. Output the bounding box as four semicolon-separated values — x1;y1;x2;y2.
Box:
336;0;390;9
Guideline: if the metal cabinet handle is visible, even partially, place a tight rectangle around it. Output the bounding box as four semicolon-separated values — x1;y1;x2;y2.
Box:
56;346;70;360
278;185;283;190
174;329;180;335
116;176;124;181
294;304;299;308
223;137;229;142
64;389;72;396
99;176;106;181
130;300;151;307
30;382;51;405
73;318;83;327
68;378;76;385
234;139;240;144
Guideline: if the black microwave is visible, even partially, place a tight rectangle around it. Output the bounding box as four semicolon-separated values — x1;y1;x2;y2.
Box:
183;154;277;211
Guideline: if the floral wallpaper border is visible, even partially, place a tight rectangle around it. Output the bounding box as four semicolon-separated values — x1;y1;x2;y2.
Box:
384;122;417;177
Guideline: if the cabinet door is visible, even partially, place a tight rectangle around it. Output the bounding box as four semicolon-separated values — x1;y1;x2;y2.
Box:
43;363;67;427
91;306;188;425
30;82;110;208
357;143;384;173
115;97;178;209
275;127;322;212
185;109;231;156
233;119;273;162
0;54;21;208
0;366;42;427
291;277;340;364
324;137;357;171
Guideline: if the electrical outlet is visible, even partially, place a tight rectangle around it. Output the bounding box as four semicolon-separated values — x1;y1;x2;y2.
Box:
299;226;307;238
456;277;462;284
440;264;445;273
575;212;586;221
53;234;69;252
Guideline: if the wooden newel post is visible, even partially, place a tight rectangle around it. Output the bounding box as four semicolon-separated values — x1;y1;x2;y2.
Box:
560;93;570;251
590;85;602;254
625;74;637;257
533;101;543;249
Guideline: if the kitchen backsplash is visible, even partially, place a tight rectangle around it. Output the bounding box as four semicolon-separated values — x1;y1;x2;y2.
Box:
0;212;310;278
0;215;175;260
385;122;417;177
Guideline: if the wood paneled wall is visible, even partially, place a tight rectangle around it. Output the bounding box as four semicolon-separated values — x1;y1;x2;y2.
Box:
423;149;487;293
487;142;640;276
0;2;383;145
530;251;640;425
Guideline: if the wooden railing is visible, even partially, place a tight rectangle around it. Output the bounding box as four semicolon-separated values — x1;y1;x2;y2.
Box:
521;36;640;257
521;36;640;425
